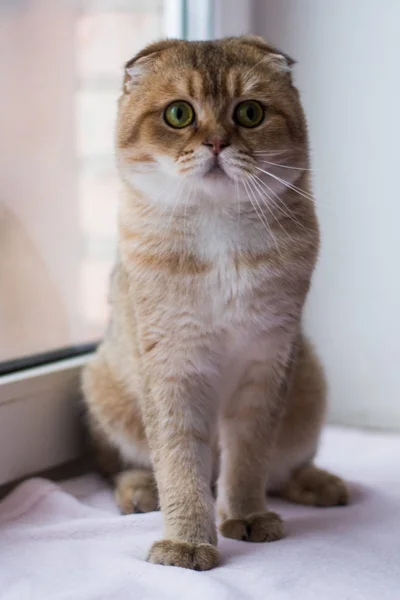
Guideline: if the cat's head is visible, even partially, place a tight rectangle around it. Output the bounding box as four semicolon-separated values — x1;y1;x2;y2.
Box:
116;36;308;207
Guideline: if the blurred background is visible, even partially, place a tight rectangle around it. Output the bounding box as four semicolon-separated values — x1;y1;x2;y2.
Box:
0;0;399;431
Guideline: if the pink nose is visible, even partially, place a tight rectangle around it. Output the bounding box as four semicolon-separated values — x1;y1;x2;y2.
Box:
202;137;230;155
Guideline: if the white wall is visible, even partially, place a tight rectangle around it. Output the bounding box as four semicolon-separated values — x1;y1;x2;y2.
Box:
253;0;400;430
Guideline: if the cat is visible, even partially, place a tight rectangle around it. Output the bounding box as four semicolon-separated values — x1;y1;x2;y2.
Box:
82;36;348;571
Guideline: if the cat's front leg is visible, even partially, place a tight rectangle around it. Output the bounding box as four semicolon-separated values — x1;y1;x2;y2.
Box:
217;334;295;543
141;345;220;571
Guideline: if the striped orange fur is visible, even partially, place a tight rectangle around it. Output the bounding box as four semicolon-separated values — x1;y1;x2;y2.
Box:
82;36;348;571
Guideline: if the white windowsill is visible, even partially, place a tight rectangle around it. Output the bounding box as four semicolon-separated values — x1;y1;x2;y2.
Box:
0;354;92;487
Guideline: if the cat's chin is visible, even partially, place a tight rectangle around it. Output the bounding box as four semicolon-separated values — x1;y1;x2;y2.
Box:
202;164;230;181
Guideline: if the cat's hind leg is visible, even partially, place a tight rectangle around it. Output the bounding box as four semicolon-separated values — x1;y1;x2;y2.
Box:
82;352;157;513
268;336;349;508
87;419;159;514
115;469;159;514
277;464;349;507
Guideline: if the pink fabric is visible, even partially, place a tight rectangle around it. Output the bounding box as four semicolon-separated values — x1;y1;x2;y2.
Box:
1;427;399;599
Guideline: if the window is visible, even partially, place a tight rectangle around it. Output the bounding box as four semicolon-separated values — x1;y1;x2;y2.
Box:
0;0;181;370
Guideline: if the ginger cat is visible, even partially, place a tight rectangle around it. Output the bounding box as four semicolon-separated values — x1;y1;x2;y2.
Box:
82;36;348;571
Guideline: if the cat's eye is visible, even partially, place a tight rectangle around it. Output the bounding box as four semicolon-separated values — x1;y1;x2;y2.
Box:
234;100;264;128
164;101;195;129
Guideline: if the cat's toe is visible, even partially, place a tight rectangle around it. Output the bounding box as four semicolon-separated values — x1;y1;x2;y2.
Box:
313;475;349;507
115;469;158;514
147;540;220;570
220;511;284;543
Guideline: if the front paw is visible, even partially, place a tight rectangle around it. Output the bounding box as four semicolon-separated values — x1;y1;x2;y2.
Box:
147;540;220;570
220;511;284;543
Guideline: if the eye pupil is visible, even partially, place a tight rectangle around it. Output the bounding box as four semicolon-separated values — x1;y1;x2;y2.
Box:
176;107;183;120
247;106;254;120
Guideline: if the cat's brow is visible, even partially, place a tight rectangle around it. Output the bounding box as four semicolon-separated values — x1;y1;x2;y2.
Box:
179;70;206;101
227;70;243;98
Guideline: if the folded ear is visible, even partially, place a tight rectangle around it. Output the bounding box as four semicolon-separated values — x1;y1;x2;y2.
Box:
238;35;295;74
124;55;155;93
123;38;183;93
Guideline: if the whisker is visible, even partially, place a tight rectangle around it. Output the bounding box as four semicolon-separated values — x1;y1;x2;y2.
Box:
259;159;319;172
254;166;316;202
249;174;295;240
243;177;283;260
254;167;335;212
249;175;307;251
253;150;290;155
183;181;191;251
252;175;301;232
241;177;269;235
234;175;240;233
253;148;316;156
250;174;309;234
